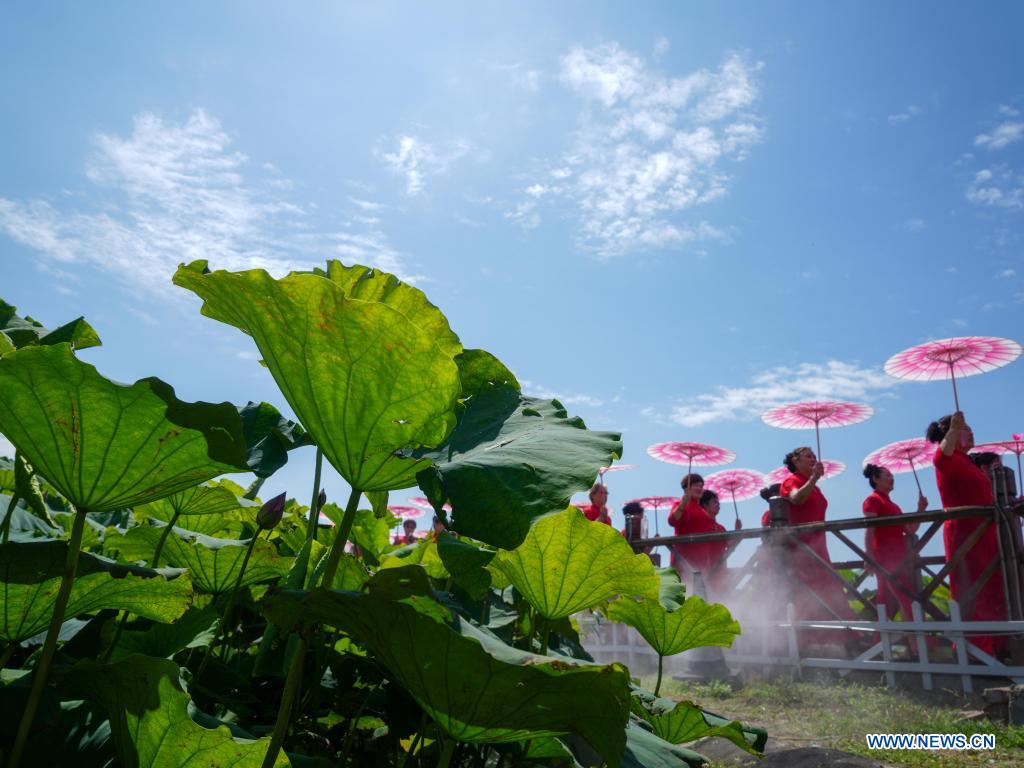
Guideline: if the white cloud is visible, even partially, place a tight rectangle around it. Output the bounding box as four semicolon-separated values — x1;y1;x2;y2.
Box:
379;134;470;196
904;217;925;232
0;109;416;292
657;360;898;428
887;105;922;126
966;166;1024;210
515;46;763;257
653;37;670;60
520;379;607;408
974;121;1024;151
998;268;1017;279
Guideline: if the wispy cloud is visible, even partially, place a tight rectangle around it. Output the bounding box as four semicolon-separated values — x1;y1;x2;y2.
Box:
520;379;609;408
648;360;898;428
510;45;763;257
379;134;470;196
974;121;1024;151
903;217;926;232
0;109;416;292
966;166;1024;210
887;105;922;126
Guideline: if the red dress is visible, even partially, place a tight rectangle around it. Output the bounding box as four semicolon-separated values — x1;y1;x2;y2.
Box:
863;491;914;621
779;472;853;624
669;499;730;595
933;447;1007;655
580;504;612;525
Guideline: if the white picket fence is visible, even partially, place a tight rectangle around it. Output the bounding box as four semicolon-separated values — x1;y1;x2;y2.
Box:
578;602;1024;693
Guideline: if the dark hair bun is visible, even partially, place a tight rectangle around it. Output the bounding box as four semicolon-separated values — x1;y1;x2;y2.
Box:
862;463;877;480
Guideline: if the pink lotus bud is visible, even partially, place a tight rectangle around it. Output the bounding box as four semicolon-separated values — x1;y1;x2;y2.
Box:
318;488;327;509
257;492;287;530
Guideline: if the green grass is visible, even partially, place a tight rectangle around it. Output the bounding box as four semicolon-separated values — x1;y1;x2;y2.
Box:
639;676;1024;767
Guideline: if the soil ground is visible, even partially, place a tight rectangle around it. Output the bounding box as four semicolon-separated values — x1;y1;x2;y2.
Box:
640;672;1024;768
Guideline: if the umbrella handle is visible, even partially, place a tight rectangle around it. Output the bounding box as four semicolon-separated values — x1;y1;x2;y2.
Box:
731;491;739;524
909;457;923;496
949;362;961;412
1017;453;1023;499
814;420;822;461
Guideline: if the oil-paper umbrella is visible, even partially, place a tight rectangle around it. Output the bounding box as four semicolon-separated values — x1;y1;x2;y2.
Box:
863;437;935;497
766;460;846;485
884;336;1022;412
407;496;452;513
704;468;766;525
598;463;635;484
761;401;873;460
973;434;1024;497
627;495;682;536
646;441;736;477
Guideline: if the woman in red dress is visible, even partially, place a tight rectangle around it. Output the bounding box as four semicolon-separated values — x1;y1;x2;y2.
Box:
927;411;1007;656
580;483;612;525
862;463;924;621
779;447;855;631
698;489;741;596
668;474;720;580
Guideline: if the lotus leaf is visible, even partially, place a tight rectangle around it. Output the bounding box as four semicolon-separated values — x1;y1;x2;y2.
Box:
262;578;631;766
109;605;220;662
416;386;623;549
0;298;101;353
115;525;290;594
491;507;659;620
454;349;519;397
437;533;494;600
65;655;290;767
379;536;448;579
0;540;192;643
604;594;740;658
174;262;461;491
629;693;766;755
0;344;248;512
312;260;461;357
237;400;311;478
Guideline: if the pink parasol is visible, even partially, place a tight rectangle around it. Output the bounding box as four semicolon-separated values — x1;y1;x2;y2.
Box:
646;441;736;478
704;468;766;525
972;434;1024;497
388;505;425;520
407;496;452;513
884;336;1022;411
761;401;873;459
598;463;634;484
766;460;846;485
863;437;935;496
626;496;681;536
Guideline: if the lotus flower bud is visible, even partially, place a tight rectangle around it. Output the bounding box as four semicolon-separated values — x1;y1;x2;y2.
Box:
318;487;327;509
257;491;287;530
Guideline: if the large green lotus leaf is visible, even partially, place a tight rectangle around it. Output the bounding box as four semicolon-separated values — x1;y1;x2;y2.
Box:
0;540;192;643
0;456;14;488
135;483;251;536
65;655;290;768
603;595;740;658
621;722;705;768
0;344;248;512
309;548;369;591
0;494;63;541
312;260;462;358
454;349;520;397
174;262;460;491
437;533;494;600
109;605;220;662
491;507;659;620
415;386;622;549
321;504;397;566
237;400;311;478
114;525;290;594
379;537;448;579
629;694;766;756
0;298;102;352
262;581;631;766
655;568;687;612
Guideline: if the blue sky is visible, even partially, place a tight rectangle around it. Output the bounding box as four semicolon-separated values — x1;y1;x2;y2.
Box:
2;2;1023;558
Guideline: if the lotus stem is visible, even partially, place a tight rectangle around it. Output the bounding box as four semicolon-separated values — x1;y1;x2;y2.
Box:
654;654;664;697
305;447;324;546
0;491;21;544
437;738;456;768
319;486;361;589
151;508;183;568
261;634;308;768
244;475;267;501
197;530;262;676
8;503;88;768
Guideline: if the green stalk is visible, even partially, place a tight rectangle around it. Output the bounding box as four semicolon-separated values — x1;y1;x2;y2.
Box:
437;738;456;768
0;491;22;544
104;508;183;663
197;531;261;676
261;635;308;768
654;654;664;697
8;504;88;768
319;486;361;589
305;447;324;546
244;475;267;501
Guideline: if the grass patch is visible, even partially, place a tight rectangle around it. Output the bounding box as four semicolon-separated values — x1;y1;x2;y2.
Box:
637;676;1024;767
